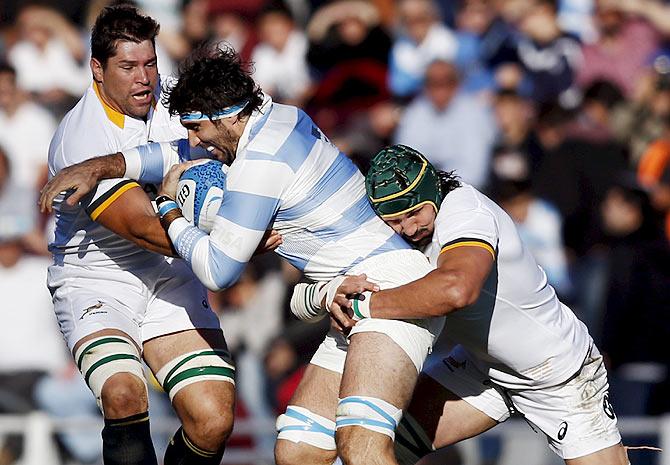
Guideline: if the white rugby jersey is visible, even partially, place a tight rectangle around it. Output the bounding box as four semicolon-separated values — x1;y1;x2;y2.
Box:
48;79;187;268
123;96;411;290
426;184;591;389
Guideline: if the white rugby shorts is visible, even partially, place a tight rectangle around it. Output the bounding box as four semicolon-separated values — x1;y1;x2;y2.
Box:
424;344;622;459
310;249;445;374
48;258;221;351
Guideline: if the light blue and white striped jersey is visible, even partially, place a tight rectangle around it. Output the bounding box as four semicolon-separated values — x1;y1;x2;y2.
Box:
124;97;410;290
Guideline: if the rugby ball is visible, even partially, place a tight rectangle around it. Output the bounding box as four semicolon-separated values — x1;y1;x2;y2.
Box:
176;159;227;233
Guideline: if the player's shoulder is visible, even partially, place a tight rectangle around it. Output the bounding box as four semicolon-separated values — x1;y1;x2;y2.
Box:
435;184;498;231
244;100;304;159
433;183;500;248
49;86;117;169
440;183;485;213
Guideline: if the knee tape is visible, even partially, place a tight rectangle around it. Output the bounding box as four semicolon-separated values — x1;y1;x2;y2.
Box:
74;336;146;412
394;412;435;465
336;396;403;440
155;349;235;402
276;406;336;450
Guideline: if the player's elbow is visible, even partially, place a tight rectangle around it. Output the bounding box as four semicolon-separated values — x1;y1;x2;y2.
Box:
202;279;224;292
205;266;243;292
204;274;236;292
443;284;479;310
200;244;247;291
437;275;481;312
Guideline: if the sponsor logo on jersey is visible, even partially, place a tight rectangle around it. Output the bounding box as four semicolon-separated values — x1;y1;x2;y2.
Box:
557;421;568;440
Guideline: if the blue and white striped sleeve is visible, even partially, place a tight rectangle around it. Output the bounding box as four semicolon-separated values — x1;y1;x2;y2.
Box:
122;139;192;184
166;157;289;291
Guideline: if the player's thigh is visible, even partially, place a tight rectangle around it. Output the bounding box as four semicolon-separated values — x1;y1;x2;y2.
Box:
275;363;342;465
72;328;147;415
143;328;235;427
335;329;420;464
288;363;342;419
407;373;497;448
340;330;418;405
564;443;628;465
49;265;145;352
51;265;149;413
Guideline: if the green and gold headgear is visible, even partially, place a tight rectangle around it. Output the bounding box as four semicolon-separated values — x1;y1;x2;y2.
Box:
365;144;443;218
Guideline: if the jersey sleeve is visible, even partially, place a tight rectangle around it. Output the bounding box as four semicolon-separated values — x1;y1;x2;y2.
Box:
83;179;142;220
166;156;291;291
122;139;192;184
49;119;144;217
434;204;499;260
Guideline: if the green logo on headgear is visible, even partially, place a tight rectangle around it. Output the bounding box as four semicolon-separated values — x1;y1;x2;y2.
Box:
365;144;443;217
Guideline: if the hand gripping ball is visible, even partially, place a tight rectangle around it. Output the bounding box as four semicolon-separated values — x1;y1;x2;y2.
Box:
175;159;227;233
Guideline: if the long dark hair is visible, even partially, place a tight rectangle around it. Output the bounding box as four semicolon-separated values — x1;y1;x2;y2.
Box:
437;170;461;197
165;44;264;120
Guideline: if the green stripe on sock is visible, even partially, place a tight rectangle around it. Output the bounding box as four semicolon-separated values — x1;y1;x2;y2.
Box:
77;337;133;370
164;366;235;395
84;354;141;385
182;430;216;457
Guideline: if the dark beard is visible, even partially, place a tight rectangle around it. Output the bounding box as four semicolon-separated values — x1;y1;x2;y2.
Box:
404;232;432;248
219;147;236;165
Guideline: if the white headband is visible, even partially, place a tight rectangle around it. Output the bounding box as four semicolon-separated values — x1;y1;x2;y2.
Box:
180;99;249;122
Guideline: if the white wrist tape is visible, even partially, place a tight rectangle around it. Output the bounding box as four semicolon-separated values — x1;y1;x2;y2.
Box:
121;148;142;180
351;291;372;320
290;282;328;321
319;276;347;312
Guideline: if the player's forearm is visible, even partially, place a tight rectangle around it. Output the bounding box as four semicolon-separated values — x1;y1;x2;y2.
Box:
165;217;248;291
369;268;477;319
82;152;127;181
128;215;178;257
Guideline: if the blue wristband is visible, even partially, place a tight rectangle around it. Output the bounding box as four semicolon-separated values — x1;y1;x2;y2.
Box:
158;200;178;217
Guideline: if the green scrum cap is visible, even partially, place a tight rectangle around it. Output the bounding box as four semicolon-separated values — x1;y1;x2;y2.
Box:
366;144;443;218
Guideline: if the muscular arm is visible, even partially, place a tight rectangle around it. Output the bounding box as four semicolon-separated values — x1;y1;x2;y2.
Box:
94;185;177;257
41;141;187;212
368;246;494;319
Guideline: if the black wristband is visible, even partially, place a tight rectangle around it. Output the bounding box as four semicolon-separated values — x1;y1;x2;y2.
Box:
155;195;174;208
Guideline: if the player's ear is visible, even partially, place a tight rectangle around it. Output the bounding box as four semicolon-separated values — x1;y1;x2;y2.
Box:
90;57;104;83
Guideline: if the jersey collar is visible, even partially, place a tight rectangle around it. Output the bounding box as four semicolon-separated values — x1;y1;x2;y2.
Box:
92;81;158;130
236;93;272;157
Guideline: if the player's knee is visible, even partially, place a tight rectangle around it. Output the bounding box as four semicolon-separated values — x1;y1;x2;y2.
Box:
181;396;234;448
336;427;394;465
75;335;146;413
185;410;234;448
335;395;401;464
275;406;337;465
334;428;357;463
100;373;148;418
274;439;335;465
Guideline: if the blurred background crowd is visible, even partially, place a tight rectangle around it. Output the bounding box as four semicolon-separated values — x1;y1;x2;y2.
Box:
0;0;669;464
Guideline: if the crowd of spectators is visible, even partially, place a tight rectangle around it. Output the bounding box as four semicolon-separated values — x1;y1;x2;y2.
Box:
0;0;669;464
